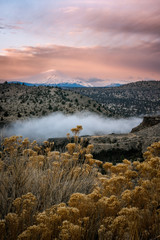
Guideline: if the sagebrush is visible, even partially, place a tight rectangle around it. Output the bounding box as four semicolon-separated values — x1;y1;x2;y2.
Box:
0;126;160;240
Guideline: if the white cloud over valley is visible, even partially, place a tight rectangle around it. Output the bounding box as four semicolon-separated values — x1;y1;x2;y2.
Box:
3;112;142;141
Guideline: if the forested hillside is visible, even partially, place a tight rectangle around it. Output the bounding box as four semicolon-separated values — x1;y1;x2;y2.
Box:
73;81;160;117
0;83;109;125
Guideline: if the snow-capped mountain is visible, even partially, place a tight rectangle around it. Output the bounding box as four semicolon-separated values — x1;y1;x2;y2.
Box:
9;69;122;87
11;69;93;87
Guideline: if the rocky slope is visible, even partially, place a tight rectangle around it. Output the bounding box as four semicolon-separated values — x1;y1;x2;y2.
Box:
72;81;160;117
131;115;160;132
49;116;160;163
0;82;109;126
88;123;160;163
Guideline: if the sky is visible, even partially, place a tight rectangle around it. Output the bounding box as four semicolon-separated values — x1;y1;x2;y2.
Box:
0;0;160;85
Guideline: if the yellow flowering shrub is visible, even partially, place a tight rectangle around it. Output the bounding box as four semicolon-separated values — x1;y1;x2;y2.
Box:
0;126;160;240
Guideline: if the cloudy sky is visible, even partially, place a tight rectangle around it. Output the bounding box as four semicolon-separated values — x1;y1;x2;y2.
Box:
0;0;160;85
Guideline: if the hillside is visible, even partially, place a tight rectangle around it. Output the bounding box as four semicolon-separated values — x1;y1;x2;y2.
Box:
72;81;160;117
0;83;109;125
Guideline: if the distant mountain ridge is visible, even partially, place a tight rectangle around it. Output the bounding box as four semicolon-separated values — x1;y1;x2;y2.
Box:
105;83;122;88
6;69;126;87
7;70;93;87
8;81;86;88
8;81;124;88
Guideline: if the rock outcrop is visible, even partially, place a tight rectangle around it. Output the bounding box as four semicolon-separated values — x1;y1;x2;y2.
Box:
88;134;143;163
49;117;160;163
131;115;160;132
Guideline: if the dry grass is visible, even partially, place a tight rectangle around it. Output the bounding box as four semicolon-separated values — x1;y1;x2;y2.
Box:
0;134;97;219
0;126;160;240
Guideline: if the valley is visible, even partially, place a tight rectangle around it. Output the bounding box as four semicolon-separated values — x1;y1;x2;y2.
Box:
49;115;160;163
1;80;160;159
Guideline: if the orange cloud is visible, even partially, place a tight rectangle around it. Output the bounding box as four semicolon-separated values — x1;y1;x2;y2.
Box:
0;43;159;82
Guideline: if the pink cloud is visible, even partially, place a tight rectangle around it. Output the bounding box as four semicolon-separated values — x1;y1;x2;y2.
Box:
1;0;159;51
0;43;159;82
85;10;160;37
59;4;160;39
21;2;159;50
0;17;25;31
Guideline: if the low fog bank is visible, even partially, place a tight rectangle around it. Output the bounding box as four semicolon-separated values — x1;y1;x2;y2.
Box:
3;112;142;141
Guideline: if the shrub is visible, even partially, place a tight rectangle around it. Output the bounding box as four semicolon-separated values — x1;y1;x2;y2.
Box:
48;105;52;110
0;128;160;240
4;111;9;117
42;110;46;115
17;112;21;118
